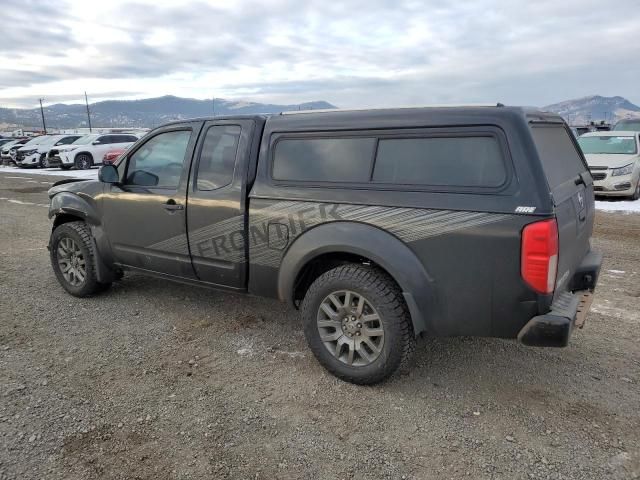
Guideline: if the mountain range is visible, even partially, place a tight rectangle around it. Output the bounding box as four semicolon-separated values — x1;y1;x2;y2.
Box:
542;95;640;125
1;94;639;130
0;96;336;130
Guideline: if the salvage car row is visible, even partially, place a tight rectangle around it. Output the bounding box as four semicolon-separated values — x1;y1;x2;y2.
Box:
0;132;140;170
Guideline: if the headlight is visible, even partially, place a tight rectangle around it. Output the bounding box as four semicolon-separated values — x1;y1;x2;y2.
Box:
611;163;634;176
23;149;37;155
65;146;78;151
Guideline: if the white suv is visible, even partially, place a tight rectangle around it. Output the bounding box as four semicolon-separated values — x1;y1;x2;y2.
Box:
16;135;82;168
50;133;140;170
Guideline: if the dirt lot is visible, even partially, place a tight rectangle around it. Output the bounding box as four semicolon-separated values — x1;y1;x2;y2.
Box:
0;171;638;480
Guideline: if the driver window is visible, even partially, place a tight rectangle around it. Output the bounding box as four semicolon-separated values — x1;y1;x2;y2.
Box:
125;130;191;188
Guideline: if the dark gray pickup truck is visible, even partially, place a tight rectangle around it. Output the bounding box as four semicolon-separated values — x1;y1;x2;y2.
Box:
48;106;602;384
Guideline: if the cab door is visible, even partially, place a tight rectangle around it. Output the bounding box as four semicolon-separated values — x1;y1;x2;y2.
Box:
186;119;256;289
102;122;202;278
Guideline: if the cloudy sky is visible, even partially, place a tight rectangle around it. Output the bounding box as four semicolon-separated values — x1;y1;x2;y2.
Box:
2;0;640;109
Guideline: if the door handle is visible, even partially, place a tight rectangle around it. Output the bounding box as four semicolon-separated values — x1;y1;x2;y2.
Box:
163;199;184;212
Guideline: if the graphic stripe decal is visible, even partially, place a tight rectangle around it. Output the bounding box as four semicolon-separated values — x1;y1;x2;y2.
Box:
147;201;511;268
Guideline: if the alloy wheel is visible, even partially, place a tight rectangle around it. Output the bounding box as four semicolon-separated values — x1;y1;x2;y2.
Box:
317;290;385;366
57;237;87;286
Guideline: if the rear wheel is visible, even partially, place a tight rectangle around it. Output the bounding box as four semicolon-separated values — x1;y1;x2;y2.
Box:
300;264;415;385
50;221;111;297
75;153;93;170
39;154;48;168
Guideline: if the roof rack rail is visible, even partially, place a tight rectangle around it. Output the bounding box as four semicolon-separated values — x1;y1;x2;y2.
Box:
280;103;505;115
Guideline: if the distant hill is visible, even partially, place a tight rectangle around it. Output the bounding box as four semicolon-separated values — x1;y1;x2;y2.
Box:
0;96;337;129
543;95;640;125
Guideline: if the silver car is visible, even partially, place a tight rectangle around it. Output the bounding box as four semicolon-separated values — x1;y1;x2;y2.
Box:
578;131;640;200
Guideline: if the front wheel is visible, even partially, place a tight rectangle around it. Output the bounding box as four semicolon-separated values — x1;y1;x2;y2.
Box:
300;264;415;385
50;221;111;297
39;154;48;168
75;154;93;170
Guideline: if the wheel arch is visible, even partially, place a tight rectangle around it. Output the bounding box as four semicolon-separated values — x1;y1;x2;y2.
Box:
49;193;117;283
277;221;439;336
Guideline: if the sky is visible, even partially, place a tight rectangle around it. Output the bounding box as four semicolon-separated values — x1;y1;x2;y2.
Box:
1;0;639;109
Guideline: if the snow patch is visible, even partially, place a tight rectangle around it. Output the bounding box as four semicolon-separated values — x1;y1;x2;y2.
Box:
595;199;640;214
0;166;98;180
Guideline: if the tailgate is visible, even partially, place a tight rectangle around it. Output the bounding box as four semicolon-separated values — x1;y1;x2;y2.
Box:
530;124;595;298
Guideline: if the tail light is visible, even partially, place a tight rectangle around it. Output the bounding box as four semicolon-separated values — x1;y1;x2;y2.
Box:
521;219;558;294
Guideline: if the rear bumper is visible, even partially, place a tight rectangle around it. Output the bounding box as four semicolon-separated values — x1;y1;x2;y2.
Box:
518;250;602;347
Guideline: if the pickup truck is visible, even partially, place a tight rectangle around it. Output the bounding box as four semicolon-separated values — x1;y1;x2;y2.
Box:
48;106;602;384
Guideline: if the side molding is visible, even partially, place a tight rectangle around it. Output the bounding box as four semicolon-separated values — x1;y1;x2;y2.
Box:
277;221;439;336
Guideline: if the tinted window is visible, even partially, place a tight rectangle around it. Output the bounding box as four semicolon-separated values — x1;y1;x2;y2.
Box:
196;125;240;190
531;126;588;189
372;136;506;187
125;130;191;188
95;136;111;145
273;137;375;182
113;135;138;143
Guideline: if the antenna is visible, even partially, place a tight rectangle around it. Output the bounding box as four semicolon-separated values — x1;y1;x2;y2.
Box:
85;92;93;132
39;99;47;134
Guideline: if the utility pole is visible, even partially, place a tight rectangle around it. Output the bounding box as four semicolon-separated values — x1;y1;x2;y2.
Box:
39;99;47;134
84;91;92;132
212;97;216;117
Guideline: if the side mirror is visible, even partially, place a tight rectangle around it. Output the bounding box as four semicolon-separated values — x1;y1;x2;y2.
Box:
92;140;101;145
98;164;119;184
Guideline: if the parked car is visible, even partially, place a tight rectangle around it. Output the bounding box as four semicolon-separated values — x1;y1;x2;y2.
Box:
612;119;640;132
0;138;15;148
49;133;139;170
12;136;47;165
47;106;601;384
0;138;29;165
16;134;83;168
102;147;128;165
578;131;640;200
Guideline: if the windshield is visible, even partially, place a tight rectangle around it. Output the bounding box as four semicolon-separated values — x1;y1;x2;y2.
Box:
39;136;61;146
578;136;638;155
613;120;640;131
71;134;99;145
21;136;46;146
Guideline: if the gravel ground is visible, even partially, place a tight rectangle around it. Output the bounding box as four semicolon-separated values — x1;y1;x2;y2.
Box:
0;172;638;480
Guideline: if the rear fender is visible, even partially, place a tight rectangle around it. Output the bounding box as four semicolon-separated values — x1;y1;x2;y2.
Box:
277;221;440;336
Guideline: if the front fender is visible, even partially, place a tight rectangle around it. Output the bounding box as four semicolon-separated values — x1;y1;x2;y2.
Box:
277;221;440;336
48;191;101;224
48;190;117;283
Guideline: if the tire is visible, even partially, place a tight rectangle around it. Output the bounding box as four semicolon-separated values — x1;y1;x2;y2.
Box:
75;153;93;170
50;221;111;297
39;154;48;168
630;180;640;201
300;264;415;385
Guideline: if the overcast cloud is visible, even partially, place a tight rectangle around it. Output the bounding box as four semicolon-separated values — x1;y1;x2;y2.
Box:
1;0;639;108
